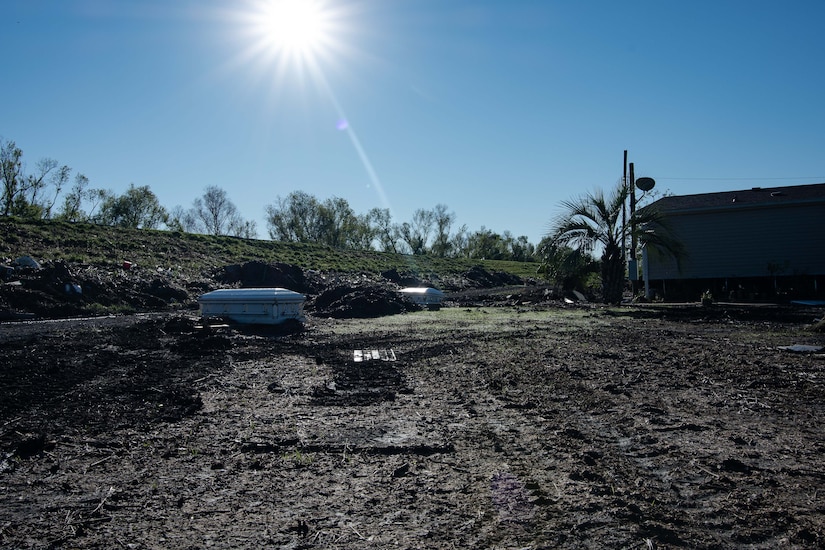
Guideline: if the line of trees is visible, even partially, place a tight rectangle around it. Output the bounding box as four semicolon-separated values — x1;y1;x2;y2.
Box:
3;136;688;300
263;191;536;259
2;138;168;230
1;137;537;261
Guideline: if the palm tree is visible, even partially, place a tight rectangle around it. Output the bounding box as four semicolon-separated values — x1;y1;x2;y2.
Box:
535;237;597;292
547;181;683;304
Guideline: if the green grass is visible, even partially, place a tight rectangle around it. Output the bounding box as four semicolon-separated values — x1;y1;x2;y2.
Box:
0;218;539;281
321;306;604;338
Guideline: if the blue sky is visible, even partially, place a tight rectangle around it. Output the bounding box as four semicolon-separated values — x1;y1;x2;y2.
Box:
3;0;825;245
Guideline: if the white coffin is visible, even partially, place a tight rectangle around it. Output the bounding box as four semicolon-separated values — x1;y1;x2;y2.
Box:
198;288;305;325
399;287;444;306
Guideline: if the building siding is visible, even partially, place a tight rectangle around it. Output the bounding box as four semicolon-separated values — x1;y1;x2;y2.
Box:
648;202;825;280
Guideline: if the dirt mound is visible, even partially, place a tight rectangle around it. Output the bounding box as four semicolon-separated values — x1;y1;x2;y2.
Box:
380;267;428;287
464;265;523;287
218;261;314;293
310;282;419;318
0;260;193;318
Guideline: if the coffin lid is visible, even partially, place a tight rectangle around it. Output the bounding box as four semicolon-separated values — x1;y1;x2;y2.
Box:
399;287;444;296
198;288;305;303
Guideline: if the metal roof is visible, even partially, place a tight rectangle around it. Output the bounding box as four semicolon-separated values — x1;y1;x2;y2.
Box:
646;182;825;213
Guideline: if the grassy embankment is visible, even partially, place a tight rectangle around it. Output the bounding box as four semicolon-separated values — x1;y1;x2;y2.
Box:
0;218;540;281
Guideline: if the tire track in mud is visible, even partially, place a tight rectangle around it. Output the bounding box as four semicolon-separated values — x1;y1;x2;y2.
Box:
403;313;825;548
188;338;486;547
523;323;825;548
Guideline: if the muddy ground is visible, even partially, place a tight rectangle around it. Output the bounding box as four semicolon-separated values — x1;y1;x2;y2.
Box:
1;300;824;549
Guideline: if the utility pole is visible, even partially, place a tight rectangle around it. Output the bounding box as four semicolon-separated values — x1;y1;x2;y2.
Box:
629;162;637;296
624;152;656;299
622;150;627;264
629;162;637;260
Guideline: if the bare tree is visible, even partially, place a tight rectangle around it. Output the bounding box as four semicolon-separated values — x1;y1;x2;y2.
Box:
398;208;435;255
168;205;199;233
368;207;399;253
430;204;455;258
228;218;258;239
1;139;69;218
55;173;106;222
55;173;89;222
28;158;70;218
1;140;24;216
193;186;240;236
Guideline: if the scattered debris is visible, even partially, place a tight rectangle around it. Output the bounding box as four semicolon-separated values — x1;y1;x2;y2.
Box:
2;295;825;547
14;256;40;269
572;290;588;302
778;344;824;353
353;349;397;362
64;283;82;296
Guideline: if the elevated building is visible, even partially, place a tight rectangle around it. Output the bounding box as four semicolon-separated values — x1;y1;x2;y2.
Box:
642;183;825;301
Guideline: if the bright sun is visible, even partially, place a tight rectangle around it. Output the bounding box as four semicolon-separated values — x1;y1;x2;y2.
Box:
256;0;331;60
224;0;351;77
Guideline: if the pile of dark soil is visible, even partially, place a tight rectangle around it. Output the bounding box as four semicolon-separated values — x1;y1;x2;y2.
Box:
217;261;316;293
0;259;195;319
310;281;420;318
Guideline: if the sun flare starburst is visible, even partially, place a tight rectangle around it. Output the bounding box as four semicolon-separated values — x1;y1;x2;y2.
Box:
250;0;335;64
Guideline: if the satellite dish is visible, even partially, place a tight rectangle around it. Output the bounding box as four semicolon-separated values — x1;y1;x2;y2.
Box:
636;177;656;192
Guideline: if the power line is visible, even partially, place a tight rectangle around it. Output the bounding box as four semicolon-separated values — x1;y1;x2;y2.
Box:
656;176;825;181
